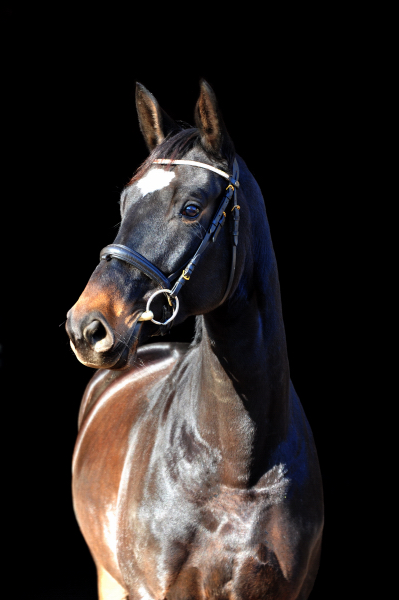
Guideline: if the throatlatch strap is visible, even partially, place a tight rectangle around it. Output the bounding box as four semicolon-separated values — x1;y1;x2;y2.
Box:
219;160;240;305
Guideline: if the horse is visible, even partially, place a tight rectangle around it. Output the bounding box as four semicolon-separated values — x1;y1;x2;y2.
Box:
66;80;324;600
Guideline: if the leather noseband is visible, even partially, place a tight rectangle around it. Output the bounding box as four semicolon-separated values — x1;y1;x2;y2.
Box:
100;245;184;290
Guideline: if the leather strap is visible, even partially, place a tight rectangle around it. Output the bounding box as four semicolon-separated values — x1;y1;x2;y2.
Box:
100;245;189;288
170;160;239;298
219;162;240;305
153;159;239;187
100;245;172;288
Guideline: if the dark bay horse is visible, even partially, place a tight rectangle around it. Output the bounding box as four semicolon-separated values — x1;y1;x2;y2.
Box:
66;80;323;599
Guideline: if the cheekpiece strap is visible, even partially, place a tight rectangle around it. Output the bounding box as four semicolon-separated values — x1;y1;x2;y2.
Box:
169;158;240;298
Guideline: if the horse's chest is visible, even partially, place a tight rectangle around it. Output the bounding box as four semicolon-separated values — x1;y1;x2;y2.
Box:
116;443;291;598
74;374;300;598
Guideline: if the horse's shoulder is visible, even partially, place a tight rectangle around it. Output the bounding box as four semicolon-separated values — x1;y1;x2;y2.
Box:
77;342;190;429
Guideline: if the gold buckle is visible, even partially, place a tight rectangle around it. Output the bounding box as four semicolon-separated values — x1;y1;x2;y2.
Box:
231;205;240;211
226;184;234;191
182;269;190;281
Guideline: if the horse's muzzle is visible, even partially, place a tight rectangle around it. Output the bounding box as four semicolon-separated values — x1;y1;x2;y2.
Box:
66;308;140;369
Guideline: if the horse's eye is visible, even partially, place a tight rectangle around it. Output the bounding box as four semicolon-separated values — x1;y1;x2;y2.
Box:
182;205;200;218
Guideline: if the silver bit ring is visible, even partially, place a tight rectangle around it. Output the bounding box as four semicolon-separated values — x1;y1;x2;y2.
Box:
138;289;179;326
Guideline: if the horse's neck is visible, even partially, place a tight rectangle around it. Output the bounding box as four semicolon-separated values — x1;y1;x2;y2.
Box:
195;184;290;487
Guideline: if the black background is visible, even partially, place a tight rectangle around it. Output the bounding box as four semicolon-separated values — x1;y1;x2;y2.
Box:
2;6;365;599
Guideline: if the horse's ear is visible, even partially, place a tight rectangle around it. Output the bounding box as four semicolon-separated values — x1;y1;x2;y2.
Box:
194;79;234;159
135;83;180;152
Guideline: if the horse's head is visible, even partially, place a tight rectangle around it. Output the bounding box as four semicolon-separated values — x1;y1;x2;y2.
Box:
66;80;244;369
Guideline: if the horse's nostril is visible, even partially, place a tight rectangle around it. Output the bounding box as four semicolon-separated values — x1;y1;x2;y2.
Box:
83;320;107;347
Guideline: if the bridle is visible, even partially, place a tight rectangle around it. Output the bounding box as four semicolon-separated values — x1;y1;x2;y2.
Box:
100;158;240;329
99;158;240;331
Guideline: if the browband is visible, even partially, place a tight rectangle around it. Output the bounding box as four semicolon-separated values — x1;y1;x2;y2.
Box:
153;159;239;187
